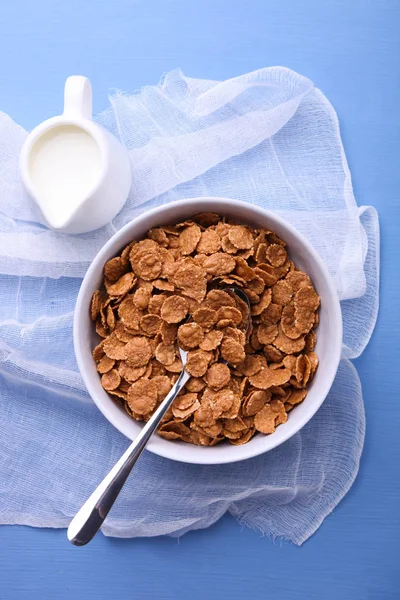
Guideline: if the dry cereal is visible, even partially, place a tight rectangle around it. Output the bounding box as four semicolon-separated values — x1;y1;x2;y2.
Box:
177;322;205;349
101;369;121;391
161;295;189;323
91;213;320;446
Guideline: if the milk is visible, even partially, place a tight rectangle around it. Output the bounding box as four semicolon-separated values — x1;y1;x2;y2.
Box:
28;125;102;228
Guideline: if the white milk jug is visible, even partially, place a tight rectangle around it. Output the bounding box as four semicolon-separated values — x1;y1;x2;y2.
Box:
20;76;132;234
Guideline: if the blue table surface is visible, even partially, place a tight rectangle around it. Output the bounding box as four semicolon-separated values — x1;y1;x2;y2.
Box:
0;1;399;599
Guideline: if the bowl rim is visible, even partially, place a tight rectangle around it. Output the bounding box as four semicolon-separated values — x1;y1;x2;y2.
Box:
74;197;342;464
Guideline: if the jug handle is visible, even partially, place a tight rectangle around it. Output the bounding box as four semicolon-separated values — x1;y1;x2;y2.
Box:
63;76;92;120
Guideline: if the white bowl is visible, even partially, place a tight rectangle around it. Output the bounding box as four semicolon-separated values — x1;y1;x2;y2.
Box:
74;197;342;465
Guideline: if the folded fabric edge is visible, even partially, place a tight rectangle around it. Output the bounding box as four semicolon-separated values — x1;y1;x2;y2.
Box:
0;348;89;403
341;205;380;359
228;358;366;545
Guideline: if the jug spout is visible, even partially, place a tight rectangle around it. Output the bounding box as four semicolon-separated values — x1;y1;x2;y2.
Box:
44;210;76;231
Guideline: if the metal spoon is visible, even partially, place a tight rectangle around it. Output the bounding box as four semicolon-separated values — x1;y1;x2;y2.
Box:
67;287;250;546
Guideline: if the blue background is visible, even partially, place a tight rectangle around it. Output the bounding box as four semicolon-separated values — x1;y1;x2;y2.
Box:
0;1;399;599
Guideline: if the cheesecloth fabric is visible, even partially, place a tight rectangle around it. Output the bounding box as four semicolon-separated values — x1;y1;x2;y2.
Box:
0;67;379;544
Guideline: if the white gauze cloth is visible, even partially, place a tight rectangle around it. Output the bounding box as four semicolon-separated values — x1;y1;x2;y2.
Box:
0;67;379;544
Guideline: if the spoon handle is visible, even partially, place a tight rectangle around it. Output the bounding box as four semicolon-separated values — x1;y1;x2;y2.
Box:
67;368;190;546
